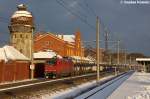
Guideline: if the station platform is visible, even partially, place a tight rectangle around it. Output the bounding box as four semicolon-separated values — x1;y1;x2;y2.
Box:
108;72;150;99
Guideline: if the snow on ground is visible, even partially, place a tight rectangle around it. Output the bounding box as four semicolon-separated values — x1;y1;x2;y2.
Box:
41;75;114;99
75;71;133;99
108;72;150;99
0;79;37;85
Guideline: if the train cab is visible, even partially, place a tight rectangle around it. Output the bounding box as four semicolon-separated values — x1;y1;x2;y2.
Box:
44;57;74;78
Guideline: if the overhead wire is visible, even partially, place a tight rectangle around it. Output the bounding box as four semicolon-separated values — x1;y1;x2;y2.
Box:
57;0;114;49
82;0;126;51
56;0;96;30
65;0;88;20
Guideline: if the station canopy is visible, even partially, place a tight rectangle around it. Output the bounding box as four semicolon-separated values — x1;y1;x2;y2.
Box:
34;50;62;59
136;58;150;62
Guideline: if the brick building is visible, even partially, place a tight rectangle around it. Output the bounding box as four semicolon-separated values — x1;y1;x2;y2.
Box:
34;30;84;57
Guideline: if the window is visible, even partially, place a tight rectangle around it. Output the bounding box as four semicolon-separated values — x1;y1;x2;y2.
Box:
20;34;23;38
45;41;51;45
46;57;57;65
20;49;23;53
14;34;16;38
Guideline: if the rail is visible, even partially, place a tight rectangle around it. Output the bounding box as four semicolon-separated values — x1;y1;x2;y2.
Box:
75;71;134;99
0;73;97;92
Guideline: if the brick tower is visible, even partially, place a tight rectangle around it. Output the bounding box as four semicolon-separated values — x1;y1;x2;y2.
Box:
75;30;82;56
9;4;34;59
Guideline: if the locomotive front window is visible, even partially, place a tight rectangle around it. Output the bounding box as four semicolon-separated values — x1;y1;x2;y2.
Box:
46;57;57;65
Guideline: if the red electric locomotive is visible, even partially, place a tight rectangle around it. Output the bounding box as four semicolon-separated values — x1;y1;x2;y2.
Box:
44;57;74;78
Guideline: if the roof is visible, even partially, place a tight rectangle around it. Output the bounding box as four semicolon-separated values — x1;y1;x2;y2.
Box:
34;33;65;43
57;35;75;43
0;45;29;62
11;4;32;18
136;58;150;61
0;48;7;61
34;50;62;59
34;33;75;46
18;4;25;8
70;56;95;62
11;11;32;18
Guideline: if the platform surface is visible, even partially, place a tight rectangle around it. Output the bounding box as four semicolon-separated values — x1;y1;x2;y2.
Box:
108;72;150;99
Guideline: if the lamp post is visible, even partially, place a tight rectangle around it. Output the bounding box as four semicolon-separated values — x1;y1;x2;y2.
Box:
30;27;35;79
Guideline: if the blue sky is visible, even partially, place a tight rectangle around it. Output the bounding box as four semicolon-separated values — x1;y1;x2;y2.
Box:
0;0;150;55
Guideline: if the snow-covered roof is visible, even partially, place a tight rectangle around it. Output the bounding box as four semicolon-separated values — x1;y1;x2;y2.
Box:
34;51;62;59
12;11;32;18
86;56;96;61
57;35;75;43
136;58;150;61
71;56;81;60
0;48;7;61
0;45;29;62
18;4;24;8
70;56;95;63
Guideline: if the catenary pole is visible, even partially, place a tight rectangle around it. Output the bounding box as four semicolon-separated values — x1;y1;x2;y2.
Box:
117;40;120;65
115;40;120;75
96;16;100;81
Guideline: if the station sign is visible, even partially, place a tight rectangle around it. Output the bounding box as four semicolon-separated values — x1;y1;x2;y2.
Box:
30;64;35;70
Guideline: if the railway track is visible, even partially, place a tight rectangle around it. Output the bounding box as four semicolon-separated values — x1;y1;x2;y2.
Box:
74;71;134;99
0;73;96;92
0;71;115;99
0;71;116;98
0;70;117;92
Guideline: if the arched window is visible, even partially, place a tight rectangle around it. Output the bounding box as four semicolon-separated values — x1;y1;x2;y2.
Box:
20;49;23;53
20;34;23;38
